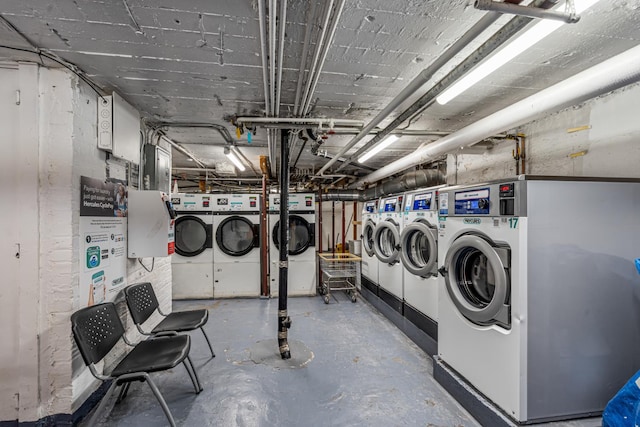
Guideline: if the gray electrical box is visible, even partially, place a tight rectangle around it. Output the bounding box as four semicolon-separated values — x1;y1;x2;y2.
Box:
142;144;171;194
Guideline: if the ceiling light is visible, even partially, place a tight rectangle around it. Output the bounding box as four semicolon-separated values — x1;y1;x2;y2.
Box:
436;0;602;105
358;135;400;163
225;146;246;171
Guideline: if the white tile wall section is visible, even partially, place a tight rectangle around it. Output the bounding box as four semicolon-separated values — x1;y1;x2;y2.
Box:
446;81;640;185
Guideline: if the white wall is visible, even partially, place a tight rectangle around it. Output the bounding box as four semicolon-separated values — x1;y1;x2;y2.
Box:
447;82;640;184
319;200;361;252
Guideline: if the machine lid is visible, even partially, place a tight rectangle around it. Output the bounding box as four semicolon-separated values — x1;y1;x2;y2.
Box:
442;233;511;329
215;216;259;257
272;215;315;255
174;215;212;257
399;219;437;277
373;218;400;264
362;218;377;257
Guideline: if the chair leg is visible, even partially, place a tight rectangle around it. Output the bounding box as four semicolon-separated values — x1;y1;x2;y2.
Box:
186;355;204;392
116;381;132;403
182;358;201;394
200;327;215;358
87;380;118;426
144;374;177;427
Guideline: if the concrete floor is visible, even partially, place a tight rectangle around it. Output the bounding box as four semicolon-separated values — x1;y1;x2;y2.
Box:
82;292;602;426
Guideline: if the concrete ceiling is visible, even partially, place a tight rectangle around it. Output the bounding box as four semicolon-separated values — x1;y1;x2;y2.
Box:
1;0;639;187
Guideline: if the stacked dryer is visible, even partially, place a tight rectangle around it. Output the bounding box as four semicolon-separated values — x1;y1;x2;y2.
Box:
436;177;640;423
269;193;317;296
171;193;214;299
399;188;439;340
360;200;379;294
373;195;404;313
211;193;261;298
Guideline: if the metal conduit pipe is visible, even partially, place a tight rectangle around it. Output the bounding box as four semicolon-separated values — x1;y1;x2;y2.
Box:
314;10;504;176
269;0;276;115
155;122;234;144
332;0;554;174
353;44;640;187
275;0;287;115
257;0;270;115
293;0;318;115
236;117;364;126
475;0;579;23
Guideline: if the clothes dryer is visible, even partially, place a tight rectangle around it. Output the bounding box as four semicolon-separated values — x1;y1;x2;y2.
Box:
360;200;379;294
211;194;261;298
437;177;640;423
373;195;404;313
269;193;316;296
171;193;214;299
400;188;439;340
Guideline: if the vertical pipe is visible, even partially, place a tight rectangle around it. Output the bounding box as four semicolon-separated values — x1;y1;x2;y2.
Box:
331;201;336;255
278;129;291;360
317;186;323;293
261;175;269;297
341;201;346;253
520;134;526;174
275;0;288;115
352;201;358;241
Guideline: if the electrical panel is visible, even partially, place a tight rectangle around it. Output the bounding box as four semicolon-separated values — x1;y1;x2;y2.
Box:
96;92;141;165
143;144;171;194
127;190;175;258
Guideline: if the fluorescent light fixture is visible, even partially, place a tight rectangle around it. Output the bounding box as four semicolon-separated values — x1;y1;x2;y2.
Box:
436;0;602;105
225;146;246;171
358;135;400;163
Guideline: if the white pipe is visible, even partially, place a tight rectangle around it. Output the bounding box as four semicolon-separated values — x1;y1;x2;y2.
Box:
275;0;287;115
293;0;318;115
236;117;364;126
269;0;276;115
353;44;640;188
258;0;270;115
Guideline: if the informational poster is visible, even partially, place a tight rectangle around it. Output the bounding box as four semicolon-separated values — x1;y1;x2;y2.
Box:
79;176;128;306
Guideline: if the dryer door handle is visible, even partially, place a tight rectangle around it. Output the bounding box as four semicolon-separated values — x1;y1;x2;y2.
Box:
437;266;448;277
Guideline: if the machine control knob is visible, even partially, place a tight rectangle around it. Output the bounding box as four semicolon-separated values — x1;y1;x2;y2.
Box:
478;198;489;209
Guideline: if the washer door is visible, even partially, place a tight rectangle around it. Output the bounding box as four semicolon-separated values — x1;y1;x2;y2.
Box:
373;218;400;264
215;216;259;257
362;218;376;257
175;216;212;257
399;219;437;277
442;233;511;328
273;215;315;255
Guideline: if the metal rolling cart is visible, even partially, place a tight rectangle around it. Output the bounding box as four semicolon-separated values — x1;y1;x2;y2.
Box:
318;253;361;304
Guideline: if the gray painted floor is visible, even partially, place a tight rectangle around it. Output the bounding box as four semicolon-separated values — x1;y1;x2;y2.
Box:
83;293;602;426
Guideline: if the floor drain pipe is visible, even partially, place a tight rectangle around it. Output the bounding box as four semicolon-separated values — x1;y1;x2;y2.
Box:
278;128;292;359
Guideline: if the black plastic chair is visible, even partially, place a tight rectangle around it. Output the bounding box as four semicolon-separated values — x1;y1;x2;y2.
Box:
124;282;215;358
71;302;202;427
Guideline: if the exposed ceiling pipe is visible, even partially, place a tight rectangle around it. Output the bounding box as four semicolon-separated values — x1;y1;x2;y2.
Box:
155;122;233;144
353;43;640;187
232;145;261;177
236;117;363;127
475;0;579;23
269;0;276;115
275;0;287;115
293;0;317;115
159;135;207;169
313;10;503;177
257;0;271;115
321;169;445;201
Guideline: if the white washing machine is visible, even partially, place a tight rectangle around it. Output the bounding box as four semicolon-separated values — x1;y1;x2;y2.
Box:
269;193;316;297
437;177;640;423
211;193;261;298
400;188;440;339
373;194;404;313
360;200;379;294
171;193;214;299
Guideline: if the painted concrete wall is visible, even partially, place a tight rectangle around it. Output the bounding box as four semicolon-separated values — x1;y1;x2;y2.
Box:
319;200;360;253
447;81;640;185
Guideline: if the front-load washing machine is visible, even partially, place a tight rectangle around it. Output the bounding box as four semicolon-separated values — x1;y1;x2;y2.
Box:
400;188;440;340
437;176;640;423
269;193;316;296
360;200;379;294
212;193;261;298
373;194;404;313
171;193;214;299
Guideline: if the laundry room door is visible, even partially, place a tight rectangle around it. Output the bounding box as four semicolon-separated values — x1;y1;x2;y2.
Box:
0;65;21;421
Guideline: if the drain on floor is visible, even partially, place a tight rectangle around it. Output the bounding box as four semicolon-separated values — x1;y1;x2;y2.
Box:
249;339;314;369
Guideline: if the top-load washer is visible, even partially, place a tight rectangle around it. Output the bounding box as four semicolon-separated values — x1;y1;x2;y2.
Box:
171;193;214;299
269;193;316;296
437;176;640;423
211;193;261;298
400;188;439;340
360;200;379;294
373;194;404;313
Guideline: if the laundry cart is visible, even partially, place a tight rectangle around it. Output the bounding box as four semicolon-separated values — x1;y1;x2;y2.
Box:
318;253;361;304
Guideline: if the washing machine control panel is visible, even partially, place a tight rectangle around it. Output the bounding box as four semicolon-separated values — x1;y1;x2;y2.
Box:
454;188;490;215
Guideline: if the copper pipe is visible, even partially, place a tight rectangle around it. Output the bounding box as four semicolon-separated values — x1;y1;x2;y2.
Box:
331;201;336;255
341;201;346;253
353;201;358;241
260;175;269;297
519;134;526;174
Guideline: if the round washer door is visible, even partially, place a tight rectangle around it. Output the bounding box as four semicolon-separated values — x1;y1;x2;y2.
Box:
216;216;258;257
175;216;211;257
399;219;437;277
272;215;315;255
373;218;400;264
443;233;511;328
362;218;376;257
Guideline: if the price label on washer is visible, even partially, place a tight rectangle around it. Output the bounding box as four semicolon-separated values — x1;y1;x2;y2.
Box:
439;193;448;215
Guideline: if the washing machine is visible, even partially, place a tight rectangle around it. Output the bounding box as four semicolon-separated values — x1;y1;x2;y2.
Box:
400;188;440;340
211;193;261;298
360;199;379;294
373;194;404;313
437;177;640;423
269;193;316;296
171;193;214;299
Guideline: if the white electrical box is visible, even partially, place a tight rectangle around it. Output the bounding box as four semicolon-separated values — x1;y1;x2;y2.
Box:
97;92;141;165
127;190;176;258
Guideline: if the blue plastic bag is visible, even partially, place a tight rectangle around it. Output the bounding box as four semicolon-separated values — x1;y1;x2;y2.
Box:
603;370;640;426
635;258;640;275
